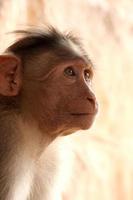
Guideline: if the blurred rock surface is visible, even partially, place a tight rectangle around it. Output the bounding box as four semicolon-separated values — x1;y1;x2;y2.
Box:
0;0;133;199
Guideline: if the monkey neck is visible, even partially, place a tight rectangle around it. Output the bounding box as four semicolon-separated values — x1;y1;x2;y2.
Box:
0;109;56;159
18;117;54;157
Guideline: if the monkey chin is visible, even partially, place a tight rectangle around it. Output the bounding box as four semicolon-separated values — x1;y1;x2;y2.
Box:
78;115;96;131
80;120;95;130
64;113;97;134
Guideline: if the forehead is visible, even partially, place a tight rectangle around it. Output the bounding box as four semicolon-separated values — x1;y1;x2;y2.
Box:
37;45;92;70
63;39;92;67
25;35;92;76
36;44;92;76
51;38;91;66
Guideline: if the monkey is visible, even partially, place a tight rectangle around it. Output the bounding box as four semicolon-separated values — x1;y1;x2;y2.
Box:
0;26;98;200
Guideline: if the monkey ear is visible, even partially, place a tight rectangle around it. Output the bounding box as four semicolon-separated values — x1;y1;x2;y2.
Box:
0;54;22;96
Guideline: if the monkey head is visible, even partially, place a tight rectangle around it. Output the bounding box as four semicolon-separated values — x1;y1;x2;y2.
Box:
0;27;98;137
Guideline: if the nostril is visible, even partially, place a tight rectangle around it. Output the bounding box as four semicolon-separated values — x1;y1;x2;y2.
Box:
87;97;98;113
87;97;94;103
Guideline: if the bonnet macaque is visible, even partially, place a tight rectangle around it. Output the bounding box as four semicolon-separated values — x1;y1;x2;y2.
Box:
0;26;98;200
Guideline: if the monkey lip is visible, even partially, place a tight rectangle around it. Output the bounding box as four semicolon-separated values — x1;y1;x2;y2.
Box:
71;113;95;116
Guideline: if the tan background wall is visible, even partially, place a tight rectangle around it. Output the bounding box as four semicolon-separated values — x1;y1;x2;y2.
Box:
0;0;133;199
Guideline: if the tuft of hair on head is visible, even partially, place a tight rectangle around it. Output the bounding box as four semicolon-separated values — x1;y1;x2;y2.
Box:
5;25;92;67
5;26;82;55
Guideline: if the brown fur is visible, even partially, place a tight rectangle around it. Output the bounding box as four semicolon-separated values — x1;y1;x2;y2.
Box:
0;26;98;200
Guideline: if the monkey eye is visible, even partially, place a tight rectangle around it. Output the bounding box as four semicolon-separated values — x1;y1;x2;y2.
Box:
64;66;76;77
84;70;91;82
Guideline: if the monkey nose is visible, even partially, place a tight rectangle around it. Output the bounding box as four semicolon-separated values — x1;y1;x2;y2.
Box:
87;97;98;114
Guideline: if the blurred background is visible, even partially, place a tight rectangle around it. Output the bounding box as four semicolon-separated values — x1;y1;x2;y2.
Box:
0;0;133;199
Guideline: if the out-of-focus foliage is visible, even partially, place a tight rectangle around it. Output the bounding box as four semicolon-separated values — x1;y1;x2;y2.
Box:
0;0;133;199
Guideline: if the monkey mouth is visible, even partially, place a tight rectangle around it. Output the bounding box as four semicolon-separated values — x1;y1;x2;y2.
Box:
71;113;94;116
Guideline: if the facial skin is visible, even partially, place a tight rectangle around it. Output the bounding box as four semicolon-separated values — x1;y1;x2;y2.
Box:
42;60;96;134
19;56;98;137
0;27;98;200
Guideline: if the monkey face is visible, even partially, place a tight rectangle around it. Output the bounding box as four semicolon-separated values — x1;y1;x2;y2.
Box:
0;54;98;137
26;58;98;136
0;27;98;137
